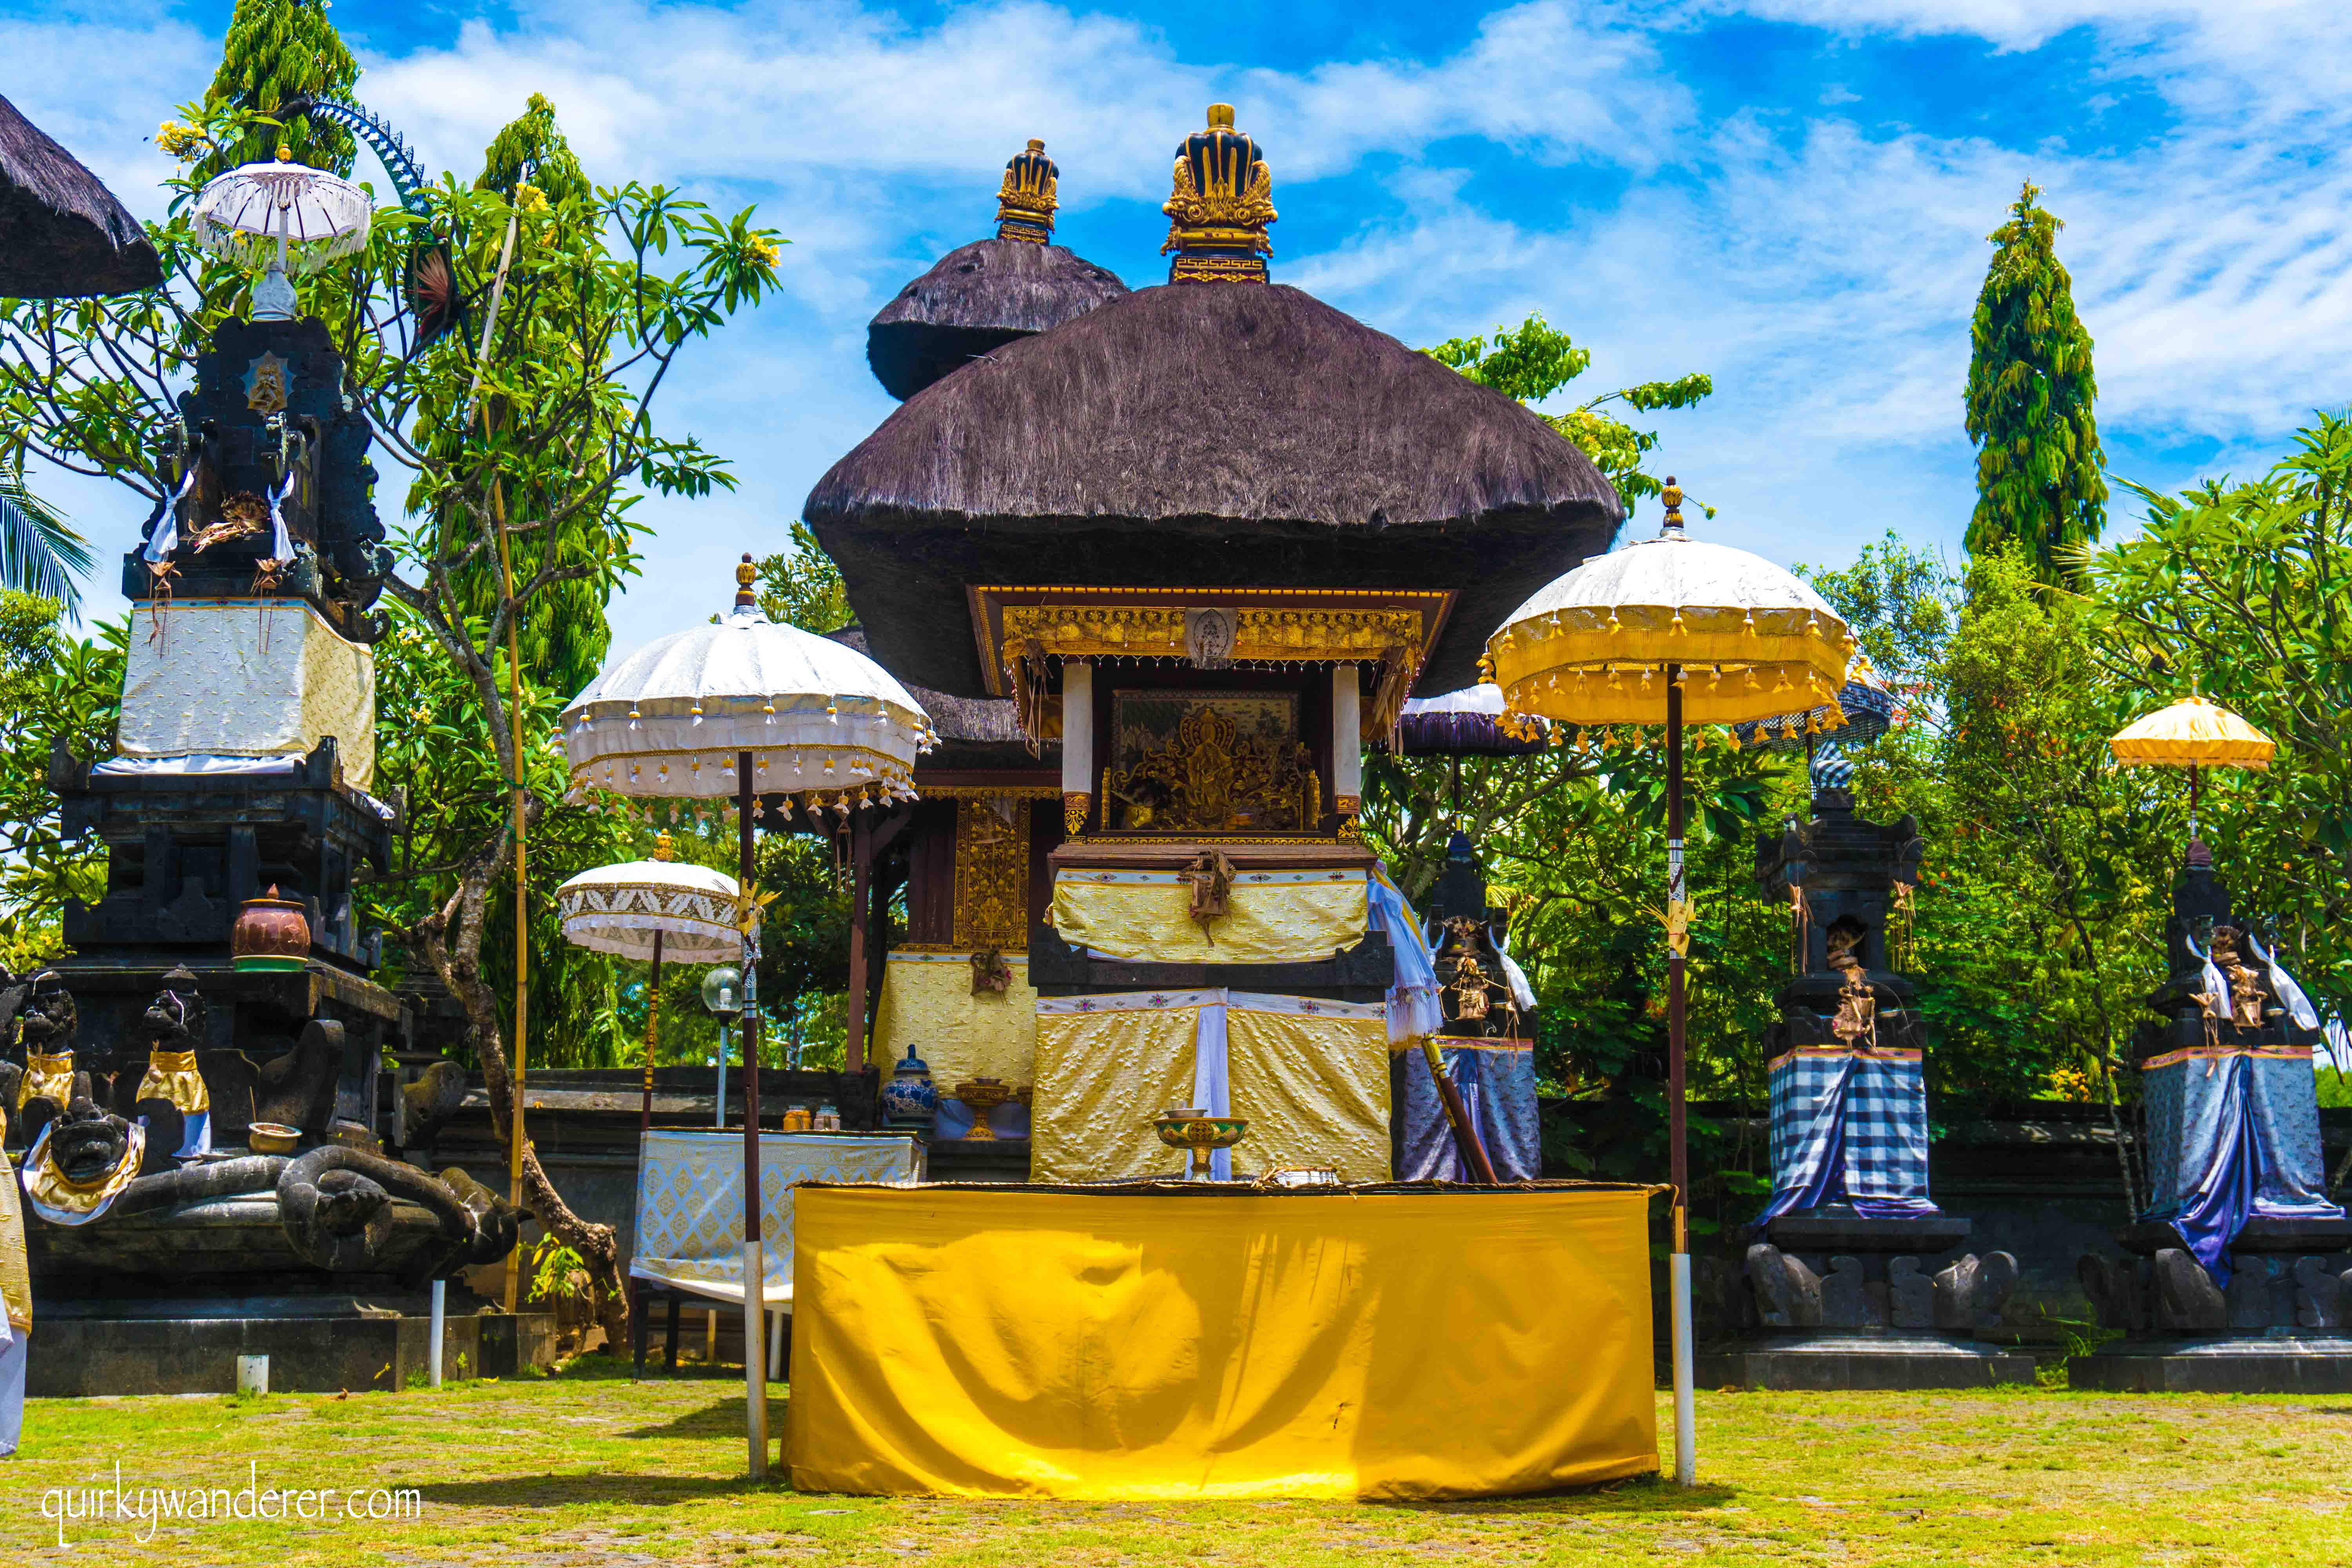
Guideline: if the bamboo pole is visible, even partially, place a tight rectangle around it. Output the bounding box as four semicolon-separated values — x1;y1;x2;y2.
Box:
460;214;533;1316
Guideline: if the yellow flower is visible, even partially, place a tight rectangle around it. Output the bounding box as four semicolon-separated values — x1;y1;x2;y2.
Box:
156;121;205;161
746;234;780;269
514;183;550;215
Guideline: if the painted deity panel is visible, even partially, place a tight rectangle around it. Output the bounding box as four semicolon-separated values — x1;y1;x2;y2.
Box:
1105;690;1318;833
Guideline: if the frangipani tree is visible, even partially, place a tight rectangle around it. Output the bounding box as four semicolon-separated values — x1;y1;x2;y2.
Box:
0;95;782;1345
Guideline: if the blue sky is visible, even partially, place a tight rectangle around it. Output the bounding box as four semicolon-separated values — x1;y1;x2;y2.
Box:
8;0;2349;662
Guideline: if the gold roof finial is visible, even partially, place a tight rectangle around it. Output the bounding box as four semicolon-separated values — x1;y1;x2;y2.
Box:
1162;103;1277;284
1660;476;1686;540
994;138;1059;244
653;830;675;862
734;551;757;610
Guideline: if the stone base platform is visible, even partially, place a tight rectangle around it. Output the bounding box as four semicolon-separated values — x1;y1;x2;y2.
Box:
27;1292;559;1397
1697;1330;2034;1391
2068;1334;2352;1394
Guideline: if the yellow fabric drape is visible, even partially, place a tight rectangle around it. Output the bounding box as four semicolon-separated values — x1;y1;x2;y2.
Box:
1030;1002;1200;1182
1051;871;1368;965
1227;1002;1390;1180
18;1051;72;1111
785;1185;1659;1499
136;1049;211;1114
22;1123;147;1225
872;953;1039;1093
0;1148;28;1333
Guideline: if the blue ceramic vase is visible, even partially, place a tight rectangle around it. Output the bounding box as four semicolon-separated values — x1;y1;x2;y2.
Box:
880;1045;937;1131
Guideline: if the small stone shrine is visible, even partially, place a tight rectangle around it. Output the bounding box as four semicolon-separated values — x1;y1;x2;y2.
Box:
0;298;530;1396
1699;773;2028;1387
2073;838;2352;1391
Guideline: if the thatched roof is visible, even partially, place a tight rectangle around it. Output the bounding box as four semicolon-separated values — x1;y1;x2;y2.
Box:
0;96;160;298
809;282;1624;697
866;238;1129;401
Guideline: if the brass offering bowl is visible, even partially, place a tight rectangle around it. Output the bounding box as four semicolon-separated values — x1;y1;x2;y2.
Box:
952;1077;1016;1142
247;1122;302;1156
1152;1107;1248;1181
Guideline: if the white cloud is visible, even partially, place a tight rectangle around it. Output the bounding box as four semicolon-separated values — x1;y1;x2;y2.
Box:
9;0;2351;650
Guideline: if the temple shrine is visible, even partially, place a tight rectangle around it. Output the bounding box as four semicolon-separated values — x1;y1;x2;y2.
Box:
811;108;1621;1182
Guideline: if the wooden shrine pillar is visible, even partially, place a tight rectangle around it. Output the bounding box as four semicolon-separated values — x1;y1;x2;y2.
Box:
1331;664;1363;828
1061;660;1093;834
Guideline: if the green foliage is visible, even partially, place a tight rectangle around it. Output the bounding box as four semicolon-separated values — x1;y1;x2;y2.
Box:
1426;313;1713;509
477;94;591;206
526;1234;589;1307
423;96;623;699
0;459;93;612
1964;182;2107;585
196;0;358;179
0;593;120;970
755;522;853;634
2091;410;2352;1027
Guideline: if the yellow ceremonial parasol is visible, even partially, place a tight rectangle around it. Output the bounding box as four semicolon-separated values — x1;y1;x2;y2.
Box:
1485;477;1851;1488
2108;691;2273;842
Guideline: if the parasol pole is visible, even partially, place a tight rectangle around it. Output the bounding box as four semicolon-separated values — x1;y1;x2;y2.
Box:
641;929;664;1134
1666;664;1695;1488
737;746;767;1477
2189;763;2201;842
630;925;662;1381
847;808;871;1074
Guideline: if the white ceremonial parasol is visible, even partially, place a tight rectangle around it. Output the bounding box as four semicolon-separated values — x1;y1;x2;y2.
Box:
1485;478;1851;1488
560;555;931;1480
191;151;373;321
557;831;742;1135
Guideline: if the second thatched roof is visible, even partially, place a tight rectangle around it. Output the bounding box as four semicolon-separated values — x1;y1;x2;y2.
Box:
0;95;160;298
866;238;1129;401
810;281;1624;697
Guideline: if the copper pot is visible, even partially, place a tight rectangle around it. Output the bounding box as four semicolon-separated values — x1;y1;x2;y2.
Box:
232;886;310;972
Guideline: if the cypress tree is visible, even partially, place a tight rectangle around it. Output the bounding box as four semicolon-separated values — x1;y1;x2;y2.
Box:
1964;182;2107;585
198;0;359;178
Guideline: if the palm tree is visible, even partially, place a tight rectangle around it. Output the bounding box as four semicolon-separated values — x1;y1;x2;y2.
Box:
0;459;92;612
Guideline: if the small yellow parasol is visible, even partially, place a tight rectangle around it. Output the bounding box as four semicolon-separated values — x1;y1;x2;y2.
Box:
2108;692;2272;840
1485;478;1850;1488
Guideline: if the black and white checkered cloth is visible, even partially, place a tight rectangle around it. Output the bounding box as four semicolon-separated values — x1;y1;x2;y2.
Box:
1761;1046;1936;1220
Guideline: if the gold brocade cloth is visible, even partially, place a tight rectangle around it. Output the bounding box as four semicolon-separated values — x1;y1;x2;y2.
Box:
18;1052;73;1111
1031;998;1204;1182
784;1185;1660;1499
1227;1000;1392;1180
22;1122;147;1227
136;1049;211;1114
1030;991;1390;1182
873;952;1039;1097
0;1147;29;1333
1049;868;1368;965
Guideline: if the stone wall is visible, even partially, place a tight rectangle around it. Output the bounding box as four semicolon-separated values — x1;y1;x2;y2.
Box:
418;1071;2348;1348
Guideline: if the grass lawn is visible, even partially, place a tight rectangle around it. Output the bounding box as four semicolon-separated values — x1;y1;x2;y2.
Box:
2;1359;2345;1565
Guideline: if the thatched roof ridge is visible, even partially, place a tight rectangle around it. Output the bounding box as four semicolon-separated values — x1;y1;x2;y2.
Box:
824;624;1033;745
866;238;1128;401
0;95;161;298
811;282;1623;697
